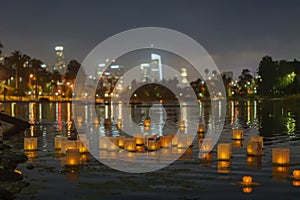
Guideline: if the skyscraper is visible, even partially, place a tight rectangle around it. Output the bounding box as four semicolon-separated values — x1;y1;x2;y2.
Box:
150;53;163;81
54;46;66;75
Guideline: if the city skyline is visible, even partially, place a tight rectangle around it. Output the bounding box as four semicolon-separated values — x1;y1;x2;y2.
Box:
1;0;300;78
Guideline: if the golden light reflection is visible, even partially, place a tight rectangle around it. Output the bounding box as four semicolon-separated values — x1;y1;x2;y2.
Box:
217;161;231;174
243;187;252;193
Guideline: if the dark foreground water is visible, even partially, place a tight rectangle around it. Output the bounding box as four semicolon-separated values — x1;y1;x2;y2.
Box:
2;100;300;199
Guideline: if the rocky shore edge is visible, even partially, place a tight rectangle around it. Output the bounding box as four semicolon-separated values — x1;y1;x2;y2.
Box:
0;143;30;200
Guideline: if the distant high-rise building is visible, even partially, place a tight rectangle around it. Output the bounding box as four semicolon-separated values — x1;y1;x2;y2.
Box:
54;46;66;75
150;53;163;81
181;68;188;84
140;63;150;82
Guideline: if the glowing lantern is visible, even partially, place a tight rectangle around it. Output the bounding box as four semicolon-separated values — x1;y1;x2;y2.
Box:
147;139;160;151
77;116;83;123
247;141;263;156
217;161;231;173
144;119;151;127
197;123;205;133
177;134;187;149
24;151;37;161
243;187;252;193
55;136;68;149
250;136;264;148
99;136;110;150
80;153;90;163
199;138;212;153
78;141;89;153
293;170;300;179
124;138;136;152
217;143;232;160
232;129;244;140
61;140;77;154
160;135;172;147
65;149;80;166
117;136;125;148
272;148;290;165
242;176;252;185
178;120;185;128
107;137;119;152
24;137;38;151
133;134;145;146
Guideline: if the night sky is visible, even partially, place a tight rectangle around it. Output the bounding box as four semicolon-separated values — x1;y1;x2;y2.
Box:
1;0;300;78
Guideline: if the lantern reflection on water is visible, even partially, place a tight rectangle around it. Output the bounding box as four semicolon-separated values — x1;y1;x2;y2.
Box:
65;149;80;166
24;151;37;161
217;143;232;160
199;138;212;153
272;166;290;182
272;148;290;165
217;161;231;174
24;137;38;151
247;156;262;170
293;181;300;187
233;140;243;149
243;187;252;193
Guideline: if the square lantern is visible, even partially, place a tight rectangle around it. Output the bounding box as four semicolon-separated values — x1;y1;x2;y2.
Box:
160;135;172;148
247;141;263;156
124;138;136;152
197;124;205;133
250;136;264;148
55;136;68;149
133;134;145;146
99;136;110;150
144;119;151;127
177;134;187;149
117;136;126;148
61;140;77;154
65;149;80;166
232;129;244;140
217;143;232;160
24;137;38;151
199;138;212;153
272;148;290;165
107;137;119;152
147;139;160;151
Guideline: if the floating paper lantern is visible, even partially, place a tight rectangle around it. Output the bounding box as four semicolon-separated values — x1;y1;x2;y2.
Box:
160;135;172;147
144;119;151;127
107;137;119;152
217;143;232;160
117;136;125;148
272;148;290;165
24;137;38;151
232;129;244;140
61;140;77;154
293;170;300;179
99;136;110;150
133;134;145;146
242;176;253;185
55;136;68;149
247;141;263;156
147;139;160;151
65;149;80;166
177;134;187;149
124;138;136;152
217;161;231;174
197;123;205;133
250;136;264;148
199;138;212;153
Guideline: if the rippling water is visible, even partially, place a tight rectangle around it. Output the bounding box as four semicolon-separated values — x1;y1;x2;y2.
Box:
2;100;300;199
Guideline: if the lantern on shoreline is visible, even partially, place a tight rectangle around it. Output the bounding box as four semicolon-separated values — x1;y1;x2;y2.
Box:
124;138;136;152
247;141;263;156
250;136;264;148
61;140;77;154
272;148;290;165
197;123;205;133
232;129;244;140
55;136;68;149
217;143;232;160
24;137;38;151
65;149;80;166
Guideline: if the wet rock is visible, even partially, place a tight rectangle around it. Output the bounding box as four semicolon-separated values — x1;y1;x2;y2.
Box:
5;181;30;194
1;153;28;170
0;144;12;151
26;164;34;170
0;188;14;200
0;170;23;182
